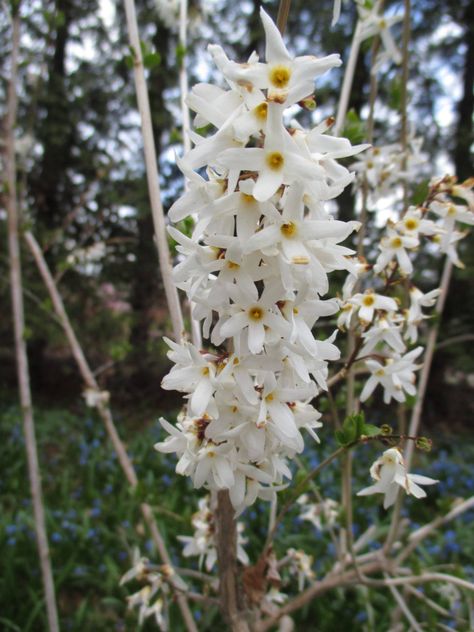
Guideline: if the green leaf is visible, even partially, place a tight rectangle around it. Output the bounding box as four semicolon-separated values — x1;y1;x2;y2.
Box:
387;76;403;111
342;110;366;145
335;412;381;446
361;423;381;438
124;53;134;70
143;52;161;69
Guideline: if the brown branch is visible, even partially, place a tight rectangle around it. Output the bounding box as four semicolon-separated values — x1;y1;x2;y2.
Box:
215;490;250;632
3;13;60;632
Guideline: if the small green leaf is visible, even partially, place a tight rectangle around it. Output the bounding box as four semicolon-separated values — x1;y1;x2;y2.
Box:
124;53;134;70
176;43;187;66
342;110;367;145
143;52;161;69
361;423;381;437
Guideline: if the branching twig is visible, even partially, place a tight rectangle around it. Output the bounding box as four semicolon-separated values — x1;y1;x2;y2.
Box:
385;573;423;632
396;496;474;566
24;230;198;632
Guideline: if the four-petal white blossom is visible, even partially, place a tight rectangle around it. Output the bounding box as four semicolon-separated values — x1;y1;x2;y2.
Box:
357;448;438;509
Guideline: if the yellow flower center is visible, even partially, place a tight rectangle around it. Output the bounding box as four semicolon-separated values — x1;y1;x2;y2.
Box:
269;65;291;89
241;193;255;204
362;295;375;307
248;306;264;321
375;368;385;377
404;218;418;231
366;160;374;169
266;151;284;171
201;367;210;376
390;237;403;249
227;261;240;269
254;102;268;120
447;205;457;216
280;221;297;238
265;393;274;402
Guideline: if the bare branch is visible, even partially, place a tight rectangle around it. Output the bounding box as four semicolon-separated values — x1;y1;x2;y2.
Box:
123;0;185;342
404;258;453;470
3;13;60;632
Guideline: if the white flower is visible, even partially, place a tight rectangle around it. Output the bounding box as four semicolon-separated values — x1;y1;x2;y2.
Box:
360;314;406;355
209;9;341;107
360;347;423;404
396;207;441;238
349;290;398;324
373;228;419;276
83;388;110;408
218;103;325;202
357;448;438;509
357;1;403;72
287;548;315;591
404;286;441;343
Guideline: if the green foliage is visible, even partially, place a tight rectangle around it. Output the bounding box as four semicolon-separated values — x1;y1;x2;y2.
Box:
342;110;366;145
2;405;474;630
335;411;381;447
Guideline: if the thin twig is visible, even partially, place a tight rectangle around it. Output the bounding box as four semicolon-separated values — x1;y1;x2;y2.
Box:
177;0;202;349
334;21;362;136
396;496;474;566
404;585;458;621
123;0;185;342
399;0;411;209
264;447;346;552
436;333;474;350
3;13;60;632
276;0;292;36
404;258;453;470
384;573;423;632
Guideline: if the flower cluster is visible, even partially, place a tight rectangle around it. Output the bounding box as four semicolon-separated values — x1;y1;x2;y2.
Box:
120;549;187;630
177;495;248;571
337;176;474;405
155;9;367;511
351;137;426;203
297;493;339;531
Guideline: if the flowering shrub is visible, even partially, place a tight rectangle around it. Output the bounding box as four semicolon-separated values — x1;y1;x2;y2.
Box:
156;8;368;513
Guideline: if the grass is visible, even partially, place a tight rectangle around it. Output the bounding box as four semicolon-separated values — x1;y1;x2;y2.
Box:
1;404;473;630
